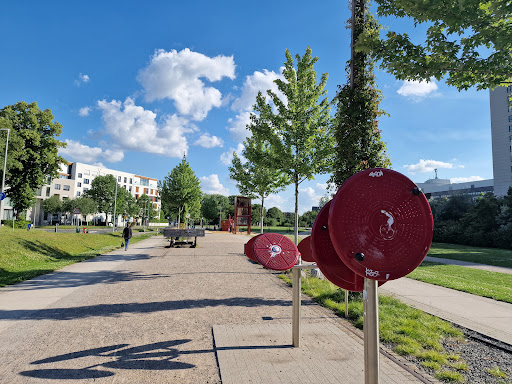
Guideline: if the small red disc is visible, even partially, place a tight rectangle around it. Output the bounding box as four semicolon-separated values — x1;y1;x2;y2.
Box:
253;233;299;270
244;235;260;262
298;236;315;262
328;168;433;281
311;201;365;291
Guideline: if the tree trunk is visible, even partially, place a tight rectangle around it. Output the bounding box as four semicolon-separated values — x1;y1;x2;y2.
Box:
294;175;299;246
260;195;264;234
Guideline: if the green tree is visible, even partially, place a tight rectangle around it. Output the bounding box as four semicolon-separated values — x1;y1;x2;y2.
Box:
137;194;157;225
229;135;288;234
42;195;62;217
267;206;284;226
364;0;512;90
249;47;334;244
160;156;202;225
299;210;319;228
85;175;124;223
251;204;266;227
0;102;66;218
201;194;230;225
331;0;391;187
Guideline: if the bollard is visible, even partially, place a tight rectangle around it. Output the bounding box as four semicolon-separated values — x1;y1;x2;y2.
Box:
291;264;318;347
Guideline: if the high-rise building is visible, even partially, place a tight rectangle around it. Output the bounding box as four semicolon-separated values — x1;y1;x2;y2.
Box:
490;85;512;196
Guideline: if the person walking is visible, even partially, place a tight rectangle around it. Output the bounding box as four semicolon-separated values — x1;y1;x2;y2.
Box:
122;223;133;251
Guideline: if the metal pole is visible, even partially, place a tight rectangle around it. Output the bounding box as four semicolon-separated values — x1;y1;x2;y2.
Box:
0;129;10;225
345;290;349;318
364;278;380;384
292;267;301;347
112;181;118;232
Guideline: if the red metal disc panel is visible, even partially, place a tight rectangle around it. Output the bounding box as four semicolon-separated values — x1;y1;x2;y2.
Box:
253;233;299;270
328;168;433;281
244;235;260;262
311;201;365;291
297;236;315;262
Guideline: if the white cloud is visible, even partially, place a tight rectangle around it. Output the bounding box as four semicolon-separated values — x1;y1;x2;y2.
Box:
74;73;90;86
194;133;223;148
450;176;485;183
59;139;124;164
404;159;464;174
137;48;236;121
397;79;438;98
227;69;284;142
264;194;287;211
97;97;194;158
78;107;91;117
200;174;229;195
220;143;244;165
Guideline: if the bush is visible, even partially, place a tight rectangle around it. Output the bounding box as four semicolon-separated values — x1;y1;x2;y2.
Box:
2;219;32;229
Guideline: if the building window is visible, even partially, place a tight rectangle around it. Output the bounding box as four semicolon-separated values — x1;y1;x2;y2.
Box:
59;174;68;179
124;177;127;183
54;184;61;190
36;188;42;196
140;178;149;186
129;186;132;192
83;179;90;184
77;191;81;197
63;185;70;191
509;126;512;132
78;173;82;178
508;105;512;113
118;176;121;182
77;182;81;187
46;187;50;197
509;115;512;122
508;85;512;93
136;187;139;193
144;188;148;194
83;187;89;192
129;178;132;184
150;189;153;195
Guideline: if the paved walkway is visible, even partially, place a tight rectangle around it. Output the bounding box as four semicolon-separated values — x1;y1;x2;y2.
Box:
0;234;431;383
424;256;512;274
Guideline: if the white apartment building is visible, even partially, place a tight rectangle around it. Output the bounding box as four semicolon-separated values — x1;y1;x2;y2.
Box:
27;161;161;225
490;85;512;196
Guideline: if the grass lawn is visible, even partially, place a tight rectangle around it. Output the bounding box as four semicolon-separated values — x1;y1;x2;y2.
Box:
280;273;467;382
428;242;512;268
0;227;155;287
407;261;512;304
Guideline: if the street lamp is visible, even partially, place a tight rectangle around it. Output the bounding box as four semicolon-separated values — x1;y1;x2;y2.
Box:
112;180;118;232
219;206;222;230
0;129;10;225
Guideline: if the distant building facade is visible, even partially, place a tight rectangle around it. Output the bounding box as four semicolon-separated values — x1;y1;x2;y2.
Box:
490;85;512;196
1;161;161;225
417;176;494;199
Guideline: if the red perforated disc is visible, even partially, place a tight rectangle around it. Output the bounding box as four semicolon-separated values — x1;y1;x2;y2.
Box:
329;168;433;281
297;236;315;262
253;233;299;270
311;201;365;291
244;235;260;262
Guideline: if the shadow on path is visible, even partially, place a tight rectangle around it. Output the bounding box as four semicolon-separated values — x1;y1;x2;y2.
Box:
1;297;314;321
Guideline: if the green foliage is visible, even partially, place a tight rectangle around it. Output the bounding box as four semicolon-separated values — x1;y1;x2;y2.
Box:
85;175;119;215
160;156;201;224
0;101;66;216
3;219;32;229
486;366;508;378
299;210;318;227
136;194;157;221
251;203;266;226
249;47;334;242
201;194;230;224
364;0;512;90
331;1;391;187
267;207;284;224
42;195;62;215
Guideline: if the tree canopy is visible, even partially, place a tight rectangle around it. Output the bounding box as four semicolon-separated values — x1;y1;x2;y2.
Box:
85;175;120;216
0;101;66;217
249;47;334;243
201;194;230;224
363;0;512;90
160;156;202;224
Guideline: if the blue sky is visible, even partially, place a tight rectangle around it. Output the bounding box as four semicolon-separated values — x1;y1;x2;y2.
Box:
0;1;492;214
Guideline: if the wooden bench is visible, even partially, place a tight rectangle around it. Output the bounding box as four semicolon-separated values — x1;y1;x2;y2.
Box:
163;227;206;248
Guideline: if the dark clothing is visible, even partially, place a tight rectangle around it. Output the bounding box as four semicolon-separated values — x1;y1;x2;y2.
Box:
122;226;133;239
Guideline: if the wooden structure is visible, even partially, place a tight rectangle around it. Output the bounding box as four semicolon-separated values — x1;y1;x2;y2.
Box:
233;196;251;234
163;227;205;248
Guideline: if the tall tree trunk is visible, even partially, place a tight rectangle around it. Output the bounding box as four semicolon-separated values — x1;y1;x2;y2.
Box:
260;195;264;234
294;174;299;246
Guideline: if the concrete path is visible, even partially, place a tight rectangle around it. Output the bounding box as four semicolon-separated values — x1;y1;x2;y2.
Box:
424;256;512;275
0;233;431;384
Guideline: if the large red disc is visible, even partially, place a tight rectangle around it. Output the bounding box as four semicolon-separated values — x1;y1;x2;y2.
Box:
297;236;315;262
311;201;365;291
328;168;433;281
253;233;299;270
244;235;261;262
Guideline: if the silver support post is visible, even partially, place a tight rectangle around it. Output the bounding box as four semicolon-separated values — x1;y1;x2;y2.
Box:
0;128;10;225
292;267;301;347
364;278;380;384
345;290;349;317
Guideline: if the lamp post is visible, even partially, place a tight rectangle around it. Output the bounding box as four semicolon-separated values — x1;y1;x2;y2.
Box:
112;180;118;232
0;128;10;225
219;206;222;230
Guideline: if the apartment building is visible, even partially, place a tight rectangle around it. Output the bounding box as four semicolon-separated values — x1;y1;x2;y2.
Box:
28;161;160;225
490;85;512;196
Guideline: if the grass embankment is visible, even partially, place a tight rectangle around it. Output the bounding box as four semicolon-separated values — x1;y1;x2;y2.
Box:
409;261;512;304
429;242;512;268
0;228;154;287
280;273;467;382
